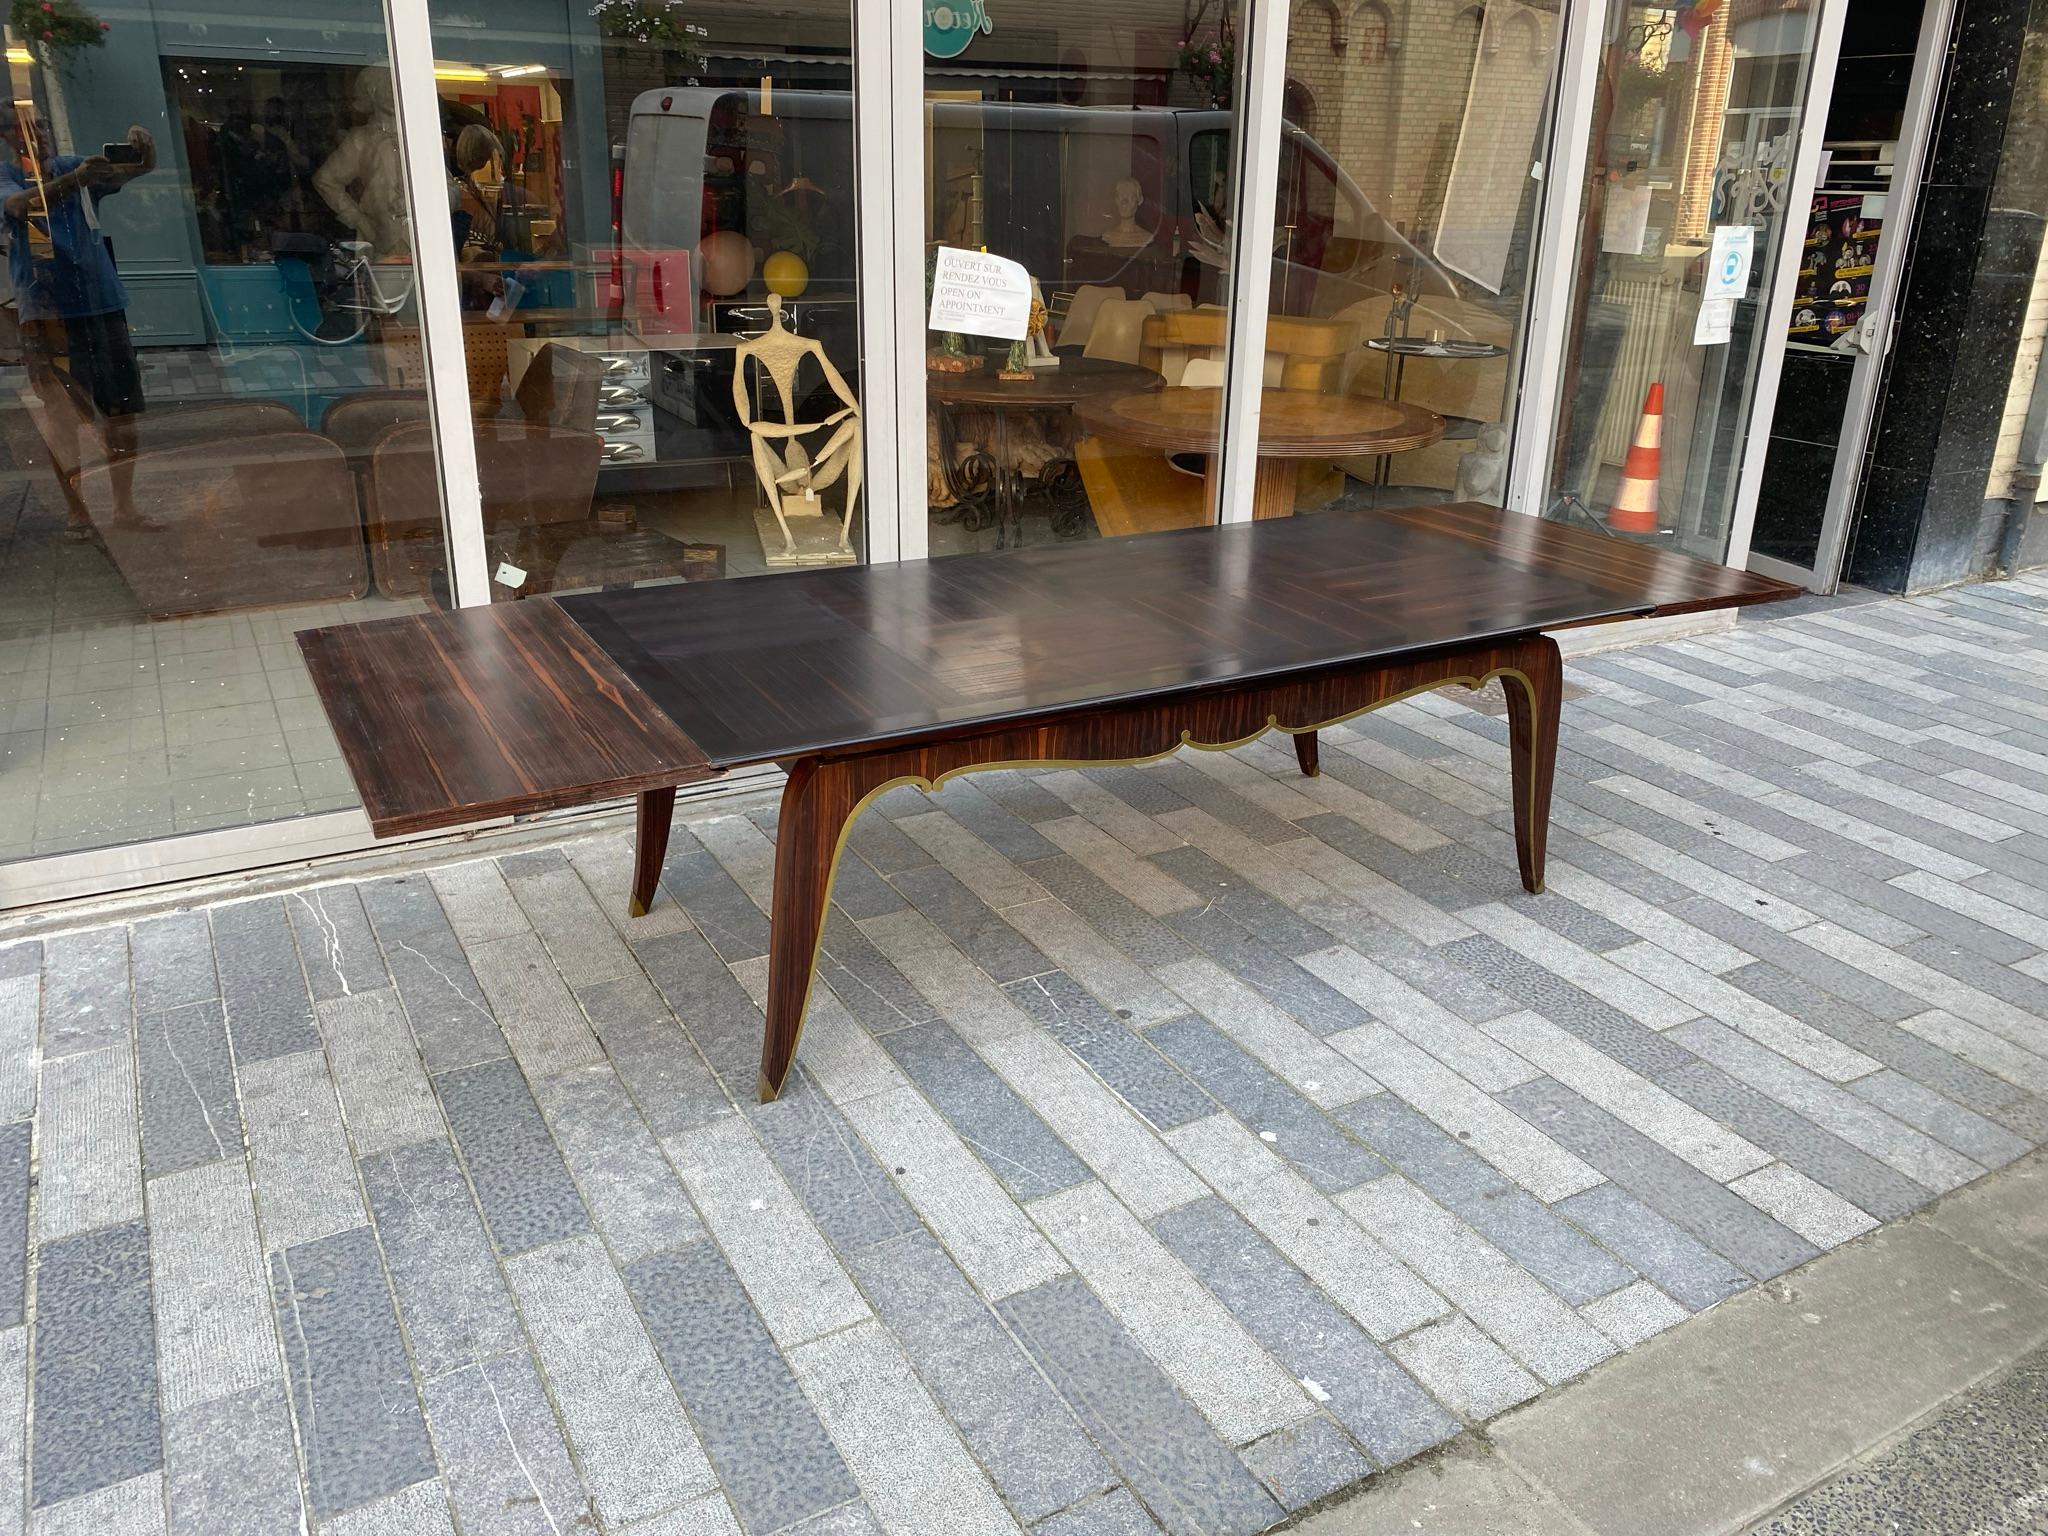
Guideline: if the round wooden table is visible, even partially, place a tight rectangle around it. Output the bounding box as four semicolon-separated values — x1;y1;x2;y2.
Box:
1076;386;1445;521
929;357;1163;547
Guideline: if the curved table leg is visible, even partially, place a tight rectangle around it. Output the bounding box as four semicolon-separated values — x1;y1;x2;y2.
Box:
629;786;676;918
1500;635;1563;895
1293;730;1320;778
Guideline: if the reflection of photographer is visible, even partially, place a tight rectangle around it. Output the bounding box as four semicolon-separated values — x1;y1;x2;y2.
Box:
0;114;156;527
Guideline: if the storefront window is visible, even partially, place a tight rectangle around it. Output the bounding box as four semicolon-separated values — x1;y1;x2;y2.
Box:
422;1;860;594
919;0;1245;549
1252;0;1556;518
0;19;441;863
1543;0;1823;559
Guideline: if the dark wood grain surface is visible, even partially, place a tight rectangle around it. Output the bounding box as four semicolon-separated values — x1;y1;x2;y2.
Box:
926;355;1161;408
299;599;717;837
561;500;1795;768
1076;387;1445;457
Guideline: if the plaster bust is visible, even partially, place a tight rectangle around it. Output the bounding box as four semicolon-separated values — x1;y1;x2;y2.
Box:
1103;176;1151;248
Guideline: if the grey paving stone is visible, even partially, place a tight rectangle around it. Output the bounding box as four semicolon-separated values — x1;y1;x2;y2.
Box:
318;1480;456;1536
1299;812;1492;914
239;1049;364;1252
1342;1176;1616;1387
506;1235;714;1528
1002;975;1213;1130
433;1058;589;1256
498;848;571;880
1015;855;1197;971
1239;1415;1371;1513
505;861;639;988
667;1114;873;1344
826;847;909;920
577;972;733;1139
1384;1313;1540;1423
423;1353;595;1536
148;1159;275;1415
32;1473;165;1536
1160;906;1372;1037
285;885;390;1000
818;910;939;1034
0;942;36;982
427;858;531;947
313;991;443;1159
637;927;769;1102
210;899;319;1065
163;1383;304;1536
1900;931;2048;1017
929;777;1063;862
372;933;503;1080
535;1063;703;1262
1786;853;2036;964
359;1137;523;1379
747;1068;919;1254
0;1125;23;1328
1668;896;1928;1021
1032;1489;1161;1536
626;1240;860;1534
1149;1017;1383;1193
1552;1182;1751;1312
1153;1196;1457;1468
1152;846;1335;957
882;1021;1089;1199
890;865;1052;984
1338;1095;1632;1305
1652;1058;1933;1221
997;1274;1285;1536
1435;934;1692;1078
1849;1069;2032;1170
1727;960;2048;1141
662;843;774;962
980;769;1084;823
1086;764;1195;819
39;926;129;1059
39;1043;143;1241
270;1226;435;1519
0;977;30;1125
127;912;217;1014
467;933;604;1079
1502;1078;1818;1280
32;1221;159;1507
1147;759;1303;846
850;1231;1113;1523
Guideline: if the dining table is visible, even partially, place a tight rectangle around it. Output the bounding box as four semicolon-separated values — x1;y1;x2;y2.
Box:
1075;385;1446;521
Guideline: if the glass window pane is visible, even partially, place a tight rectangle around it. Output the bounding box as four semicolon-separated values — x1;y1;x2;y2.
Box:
0;25;442;863
1543;0;1825;559
426;1;860;596
921;5;1244;549
1256;0;1556;519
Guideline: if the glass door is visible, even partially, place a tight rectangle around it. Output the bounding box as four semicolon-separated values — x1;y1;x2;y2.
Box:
915;0;1246;551
1745;0;1950;589
1534;0;1834;562
1245;0;1560;520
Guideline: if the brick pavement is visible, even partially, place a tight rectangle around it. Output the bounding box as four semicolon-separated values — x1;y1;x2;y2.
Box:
5;577;2048;1534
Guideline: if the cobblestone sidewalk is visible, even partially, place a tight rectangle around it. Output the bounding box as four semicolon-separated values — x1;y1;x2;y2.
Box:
6;576;2048;1536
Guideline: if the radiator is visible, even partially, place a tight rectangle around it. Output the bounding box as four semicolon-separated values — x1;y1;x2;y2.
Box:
1594;272;1680;466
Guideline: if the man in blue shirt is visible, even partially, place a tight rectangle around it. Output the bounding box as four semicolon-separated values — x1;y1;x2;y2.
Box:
0;112;155;528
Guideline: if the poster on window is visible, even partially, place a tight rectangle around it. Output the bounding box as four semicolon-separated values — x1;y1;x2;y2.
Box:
1789;193;1882;347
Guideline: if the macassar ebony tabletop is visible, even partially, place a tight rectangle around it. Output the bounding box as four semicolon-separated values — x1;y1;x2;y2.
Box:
303;501;1797;1099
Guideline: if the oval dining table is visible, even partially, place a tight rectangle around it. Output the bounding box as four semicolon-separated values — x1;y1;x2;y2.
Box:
1076;385;1446;521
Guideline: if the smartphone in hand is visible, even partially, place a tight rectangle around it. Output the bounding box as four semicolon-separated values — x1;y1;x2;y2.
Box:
100;142;144;166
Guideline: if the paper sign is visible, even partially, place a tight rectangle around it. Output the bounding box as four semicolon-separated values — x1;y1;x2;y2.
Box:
927;245;1031;340
1601;183;1651;256
493;560;528;590
1705;225;1754;301
1693;296;1735;346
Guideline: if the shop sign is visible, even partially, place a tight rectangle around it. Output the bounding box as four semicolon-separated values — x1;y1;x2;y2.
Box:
925;0;992;57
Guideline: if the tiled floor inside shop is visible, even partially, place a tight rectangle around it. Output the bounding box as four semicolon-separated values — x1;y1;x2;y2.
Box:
6;578;2048;1534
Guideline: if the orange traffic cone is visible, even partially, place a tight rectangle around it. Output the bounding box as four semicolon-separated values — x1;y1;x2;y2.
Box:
1607;383;1663;535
